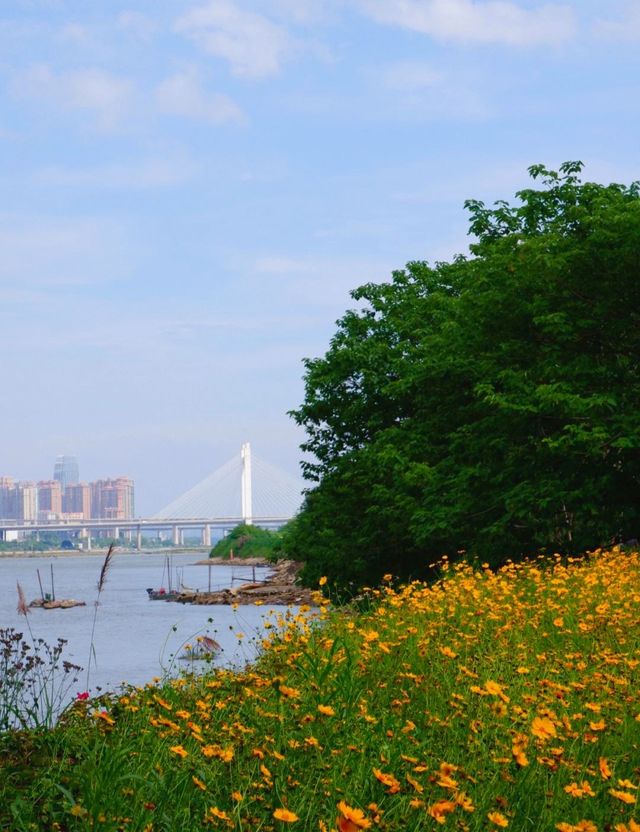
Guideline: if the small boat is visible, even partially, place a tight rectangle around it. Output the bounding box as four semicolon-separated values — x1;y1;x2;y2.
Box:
179;635;222;660
147;556;185;601
146;587;182;601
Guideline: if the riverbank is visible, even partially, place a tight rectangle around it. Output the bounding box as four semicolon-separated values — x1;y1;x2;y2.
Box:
2;547;639;831
179;559;314;606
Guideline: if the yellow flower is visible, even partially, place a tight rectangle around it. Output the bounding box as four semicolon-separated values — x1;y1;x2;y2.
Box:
488;811;509;827
485;680;509;702
170;745;188;758
427;800;456;824
93;710;115;726
599;758;612;780
372;768;401;794
318;704;335;716
279;685;300;699
273;808;299;823
192;776;207;791
610;789;636;804
319;576;328;586
614;821;640;832
231;792;243;802
206;806;231;822
531;716;557;740
336;801;371;830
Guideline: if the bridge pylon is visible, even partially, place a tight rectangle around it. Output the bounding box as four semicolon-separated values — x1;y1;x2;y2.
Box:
241;442;253;526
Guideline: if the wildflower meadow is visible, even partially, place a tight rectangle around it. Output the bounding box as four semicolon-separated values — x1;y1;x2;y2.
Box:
1;547;639;831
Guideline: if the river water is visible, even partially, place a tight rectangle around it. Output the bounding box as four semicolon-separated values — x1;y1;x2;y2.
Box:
0;551;278;697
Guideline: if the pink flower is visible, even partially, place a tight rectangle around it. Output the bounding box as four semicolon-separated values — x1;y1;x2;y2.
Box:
76;691;89;701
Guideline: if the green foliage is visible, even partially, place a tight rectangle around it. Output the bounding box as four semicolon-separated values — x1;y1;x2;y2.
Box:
286;163;640;588
209;523;282;560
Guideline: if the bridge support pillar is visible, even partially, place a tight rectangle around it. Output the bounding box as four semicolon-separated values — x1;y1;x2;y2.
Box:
136;527;142;551
113;527;120;541
172;525;180;546
80;528;92;551
201;524;211;548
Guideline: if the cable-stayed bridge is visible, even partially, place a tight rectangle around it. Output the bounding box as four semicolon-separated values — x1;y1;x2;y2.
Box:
0;444;304;549
154;443;302;525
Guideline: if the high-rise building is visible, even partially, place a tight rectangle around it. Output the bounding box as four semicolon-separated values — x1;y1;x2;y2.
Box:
37;480;63;515
53;455;79;491
63;483;91;519
15;482;38;521
91;477;135;520
0;477;15;520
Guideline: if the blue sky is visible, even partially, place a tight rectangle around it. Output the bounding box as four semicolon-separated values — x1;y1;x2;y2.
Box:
1;0;638;514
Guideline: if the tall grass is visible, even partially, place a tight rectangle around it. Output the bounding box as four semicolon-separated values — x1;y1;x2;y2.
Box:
1;547;639;831
0;583;81;731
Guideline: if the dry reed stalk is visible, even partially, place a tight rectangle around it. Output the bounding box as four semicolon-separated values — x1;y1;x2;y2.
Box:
97;543;115;596
16;581;29;616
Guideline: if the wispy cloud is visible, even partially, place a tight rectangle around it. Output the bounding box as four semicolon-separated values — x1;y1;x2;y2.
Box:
12;64;133;129
0;214;131;287
360;0;576;46
155;68;245;124
594;2;640;41
34;156;198;189
176;0;293;78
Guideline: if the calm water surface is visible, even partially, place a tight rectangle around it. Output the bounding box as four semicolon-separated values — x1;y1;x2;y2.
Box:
0;551;280;696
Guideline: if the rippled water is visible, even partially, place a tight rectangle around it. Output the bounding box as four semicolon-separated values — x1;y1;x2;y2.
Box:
0;551;279;696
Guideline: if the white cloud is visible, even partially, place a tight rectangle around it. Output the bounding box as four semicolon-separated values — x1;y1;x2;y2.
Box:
360;0;576;46
175;0;293;78
12;64;133;129
376;60;489;119
594;2;640;41
155;69;244;124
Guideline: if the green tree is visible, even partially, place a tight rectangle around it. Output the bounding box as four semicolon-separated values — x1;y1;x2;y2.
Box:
286;163;640;589
209;523;282;560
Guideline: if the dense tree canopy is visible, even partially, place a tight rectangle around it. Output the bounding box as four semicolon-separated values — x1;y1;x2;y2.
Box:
284;163;640;589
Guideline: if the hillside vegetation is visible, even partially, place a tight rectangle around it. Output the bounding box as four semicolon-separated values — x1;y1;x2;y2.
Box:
209;524;282;560
1;547;639;830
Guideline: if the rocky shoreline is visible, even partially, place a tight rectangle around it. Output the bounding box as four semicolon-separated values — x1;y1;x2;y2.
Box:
177;559;315;606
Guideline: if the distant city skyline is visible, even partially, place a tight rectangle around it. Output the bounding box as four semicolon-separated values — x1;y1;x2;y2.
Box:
1;1;637;515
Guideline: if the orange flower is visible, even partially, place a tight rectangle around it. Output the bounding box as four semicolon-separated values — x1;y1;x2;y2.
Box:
609;789;636;804
336;801;371;831
373;768;401;794
192;776;207;791
531;716;557;740
273;808;299;823
485;680;510;702
169;745;188;758
279;685;300;699
318;576;328;586
488;811;509;827
427;800;456;824
318;705;335;716
206;806;231;822
599;758;612;780
614;821;640;832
